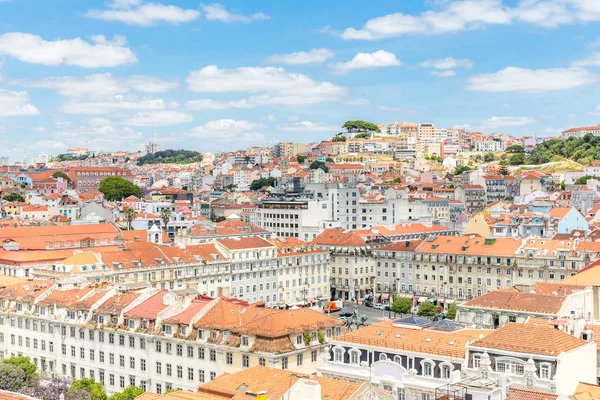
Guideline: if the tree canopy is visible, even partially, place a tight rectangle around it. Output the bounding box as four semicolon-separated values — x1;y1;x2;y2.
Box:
1;356;37;385
53;154;88;162
417;301;437;317
354;132;371;139
483;152;495;162
0;363;26;391
296;155;306;164
330;133;346;142
3;193;25;202
109;386;144;400
447;302;457;320
575;175;596;185
391;297;412;315
342;120;380;133
137;149;202;166
68;378;106;400
309;161;329;173
250;177;276;191
528;134;600;165
509;153;526;165
98;176;142;201
452;165;471;176
505;144;525;153
52;171;71;183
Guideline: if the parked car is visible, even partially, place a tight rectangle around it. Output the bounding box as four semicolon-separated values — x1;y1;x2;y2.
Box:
384;305;391;311
364;301;373;307
374;303;384;310
339;311;354;318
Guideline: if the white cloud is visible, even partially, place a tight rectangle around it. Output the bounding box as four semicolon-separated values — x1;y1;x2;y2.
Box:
187;119;264;143
431;70;456;77
266;48;335;65
276;121;339;132
345;98;370;105
590;105;600;116
201;3;269;23
480;116;536;128
0;33;136;67
86;1;200;26
90;34;128;46
331;50;401;74
338;0;600;40
466;67;597;92
127;75;179;93
501;103;511;108
266;114;277;122
0;89;40;117
124;110;193;126
572;52;600;67
185;98;255;110
186;65;347;106
419;57;473;69
88;117;112;126
61;96;168;115
588;37;600;48
26;74;177;98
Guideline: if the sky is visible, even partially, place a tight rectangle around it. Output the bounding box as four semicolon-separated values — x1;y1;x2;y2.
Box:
1;0;600;160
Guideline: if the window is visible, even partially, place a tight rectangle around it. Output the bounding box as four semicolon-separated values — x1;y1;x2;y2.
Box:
442;365;451;379
350;351;359;365
398;389;406;400
177;365;182;379
281;356;288;370
379;353;387;361
176;344;183;356
119;335;125;346
423;362;433;377
296;353;303;366
156;362;162;374
166;364;172;377
311;350;318;363
129;336;135;348
198;347;205;359
243;355;250;368
198;369;205;383
119;355;125;367
226;352;233;365
473;354;481;368
100;351;105;363
129;357;135;369
540;364;551;380
210;350;216;362
259;357;266;366
422;394;431;400
496;358;525;375
188;367;194;381
187;346;194;358
141;359;146;372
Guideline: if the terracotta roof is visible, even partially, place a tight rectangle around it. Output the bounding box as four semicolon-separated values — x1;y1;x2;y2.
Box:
94;291;140;315
336;320;487;359
573;382;600;400
124;290;169;319
0;224;121;250
197;366;361;400
374;240;422;252
471;322;588;356
507;388;565;400
186;220;267;238
313;228;367;246
216;236;274;251
463;287;566;315
69;289;111;311
235;308;341;338
163;296;213;325
0;280;54;303
38;286;94;307
417;235;522;257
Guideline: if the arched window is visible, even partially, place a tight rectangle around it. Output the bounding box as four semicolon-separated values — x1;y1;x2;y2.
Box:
379;353;387;361
350;349;360;365
539;363;551;380
334;348;343;362
421;360;434;377
394;355;402;365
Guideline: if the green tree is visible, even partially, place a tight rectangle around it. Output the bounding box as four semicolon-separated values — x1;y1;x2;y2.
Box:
123;207;136;230
417;301;437;317
0;363;26;391
3;193;25;202
483;152;495;162
1;356;37;385
505;144;525;153
250;177;276;191
575;175;595;184
452;165;471;176
391;297;412;316
226;183;237;192
109;386;144;400
309;161;329;173
164;388;182;394
354;132;371;139
447;302;457;320
296;155;306;164
68;378;107;400
509;153;526;165
560;180;566;190
137;150;202;166
330;133;346;142
342;120;380;133
52;171;71;183
98;177;142;201
160;208;172;230
498;162;510;176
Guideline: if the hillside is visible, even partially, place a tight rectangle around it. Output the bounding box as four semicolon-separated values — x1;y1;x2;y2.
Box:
528;134;600;165
137;149;203;166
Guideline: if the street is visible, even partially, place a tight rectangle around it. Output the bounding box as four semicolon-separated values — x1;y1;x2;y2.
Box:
327;303;401;325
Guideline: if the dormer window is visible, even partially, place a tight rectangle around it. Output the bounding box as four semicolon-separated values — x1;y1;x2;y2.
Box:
181;326;187;336
127;320;135;329
242;336;249;346
67;311;75;319
296;335;303;345
162;325;172;335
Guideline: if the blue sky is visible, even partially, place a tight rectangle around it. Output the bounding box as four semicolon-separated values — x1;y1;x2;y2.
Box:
1;0;600;160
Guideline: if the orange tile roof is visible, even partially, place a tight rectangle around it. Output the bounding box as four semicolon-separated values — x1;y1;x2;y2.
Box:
163;296;213;325
471;322;588;356
124;290;169;319
235;308;341;338
94;291;140;315
69;288;111;311
0;280;54;303
313;228;367;246
216;236;274;251
336;320;488;359
463;287;566;315
38;287;94;307
416;236;522;257
375;240;422;252
507;388;565;400
197;366;361;400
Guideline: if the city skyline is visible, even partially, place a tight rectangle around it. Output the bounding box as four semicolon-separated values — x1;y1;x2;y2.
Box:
1;0;600;158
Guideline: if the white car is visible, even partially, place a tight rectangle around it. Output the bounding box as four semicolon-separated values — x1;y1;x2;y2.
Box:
374;303;384;310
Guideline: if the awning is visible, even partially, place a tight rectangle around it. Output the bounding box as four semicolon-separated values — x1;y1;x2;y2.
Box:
417;296;428;303
381;294;390;300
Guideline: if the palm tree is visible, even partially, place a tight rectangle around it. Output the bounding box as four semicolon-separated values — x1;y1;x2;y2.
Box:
160;208;172;231
123;207;136;230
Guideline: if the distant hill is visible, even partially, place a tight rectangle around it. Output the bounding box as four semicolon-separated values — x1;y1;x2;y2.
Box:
528;134;600;165
137;149;203;166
